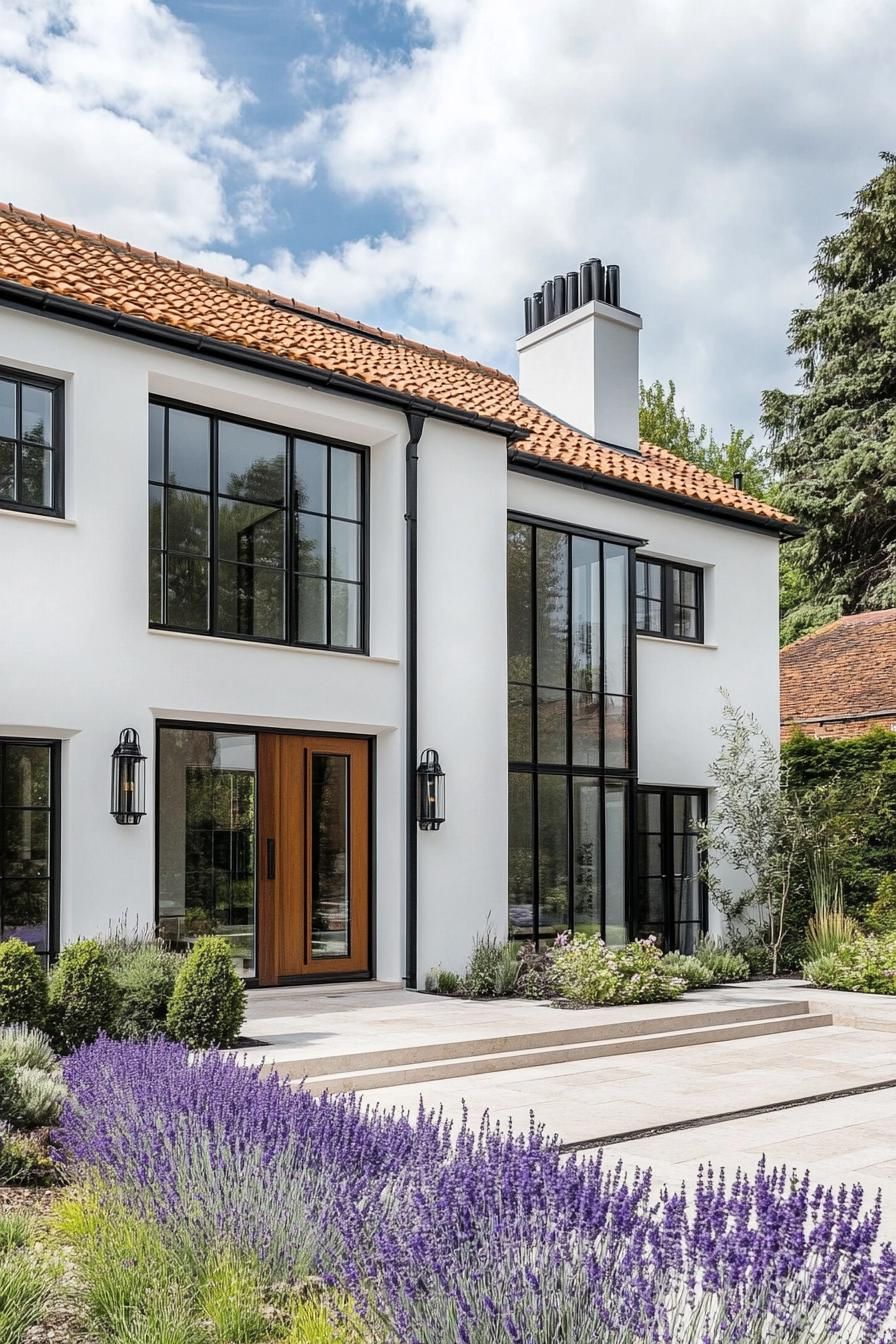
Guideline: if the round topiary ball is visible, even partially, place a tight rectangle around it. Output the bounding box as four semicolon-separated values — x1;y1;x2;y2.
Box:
0;939;48;1031
165;935;245;1049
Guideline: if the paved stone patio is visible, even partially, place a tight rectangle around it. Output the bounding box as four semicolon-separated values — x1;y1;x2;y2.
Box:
242;979;896;1236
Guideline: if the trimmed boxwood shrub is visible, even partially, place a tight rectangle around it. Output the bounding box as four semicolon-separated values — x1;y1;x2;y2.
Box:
112;945;183;1041
48;940;120;1053
0;940;48;1030
166;936;245;1049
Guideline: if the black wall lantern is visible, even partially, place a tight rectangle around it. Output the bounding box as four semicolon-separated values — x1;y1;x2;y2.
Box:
111;728;146;825
416;748;445;831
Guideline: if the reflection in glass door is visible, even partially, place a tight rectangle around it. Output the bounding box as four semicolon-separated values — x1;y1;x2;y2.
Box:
636;788;707;952
157;729;257;977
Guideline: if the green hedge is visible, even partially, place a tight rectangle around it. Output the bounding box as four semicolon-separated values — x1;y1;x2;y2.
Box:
783;728;896;941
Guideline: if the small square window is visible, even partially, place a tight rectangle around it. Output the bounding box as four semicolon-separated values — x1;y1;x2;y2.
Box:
0;368;63;517
635;558;703;642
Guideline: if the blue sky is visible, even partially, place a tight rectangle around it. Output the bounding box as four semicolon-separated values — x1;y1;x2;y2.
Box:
0;1;893;441
169;1;413;254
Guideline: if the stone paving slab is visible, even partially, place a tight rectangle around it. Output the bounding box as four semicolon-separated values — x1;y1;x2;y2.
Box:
356;1024;896;1145
601;1089;896;1242
240;982;789;1067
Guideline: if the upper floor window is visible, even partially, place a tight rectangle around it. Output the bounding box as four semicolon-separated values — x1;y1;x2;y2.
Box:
0;368;63;516
149;400;367;653
635;558;703;642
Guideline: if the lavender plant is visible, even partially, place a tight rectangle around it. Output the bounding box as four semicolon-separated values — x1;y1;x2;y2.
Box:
55;1038;896;1343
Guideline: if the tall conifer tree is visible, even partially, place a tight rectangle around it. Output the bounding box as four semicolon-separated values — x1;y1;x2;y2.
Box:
763;153;896;638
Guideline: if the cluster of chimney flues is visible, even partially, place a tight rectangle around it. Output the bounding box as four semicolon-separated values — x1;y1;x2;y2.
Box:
523;258;621;335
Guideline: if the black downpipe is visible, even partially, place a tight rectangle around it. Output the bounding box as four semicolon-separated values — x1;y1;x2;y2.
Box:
404;411;427;989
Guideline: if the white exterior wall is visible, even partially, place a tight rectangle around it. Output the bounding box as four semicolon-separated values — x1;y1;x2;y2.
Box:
0;303;781;984
0;308;409;980
508;470;781;935
416;418;509;978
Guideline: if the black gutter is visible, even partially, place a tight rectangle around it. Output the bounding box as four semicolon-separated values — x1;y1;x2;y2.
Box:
404;411;427;989
507;450;804;539
0;280;528;444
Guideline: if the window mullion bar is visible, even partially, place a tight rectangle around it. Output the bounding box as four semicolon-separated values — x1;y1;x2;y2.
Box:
14;378;21;508
566;534;573;932
209;417;218;636
286;437;295;643
326;447;332;648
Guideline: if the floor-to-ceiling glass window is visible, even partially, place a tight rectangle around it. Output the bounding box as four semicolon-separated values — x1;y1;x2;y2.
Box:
157;727;257;977
636;788;707;952
0;740;58;965
508;518;635;946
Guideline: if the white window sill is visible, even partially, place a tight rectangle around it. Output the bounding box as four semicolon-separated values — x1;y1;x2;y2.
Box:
0;507;76;526
147;626;400;665
636;633;718;650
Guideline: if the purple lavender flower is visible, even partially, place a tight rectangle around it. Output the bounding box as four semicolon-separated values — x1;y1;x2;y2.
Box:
55;1038;896;1342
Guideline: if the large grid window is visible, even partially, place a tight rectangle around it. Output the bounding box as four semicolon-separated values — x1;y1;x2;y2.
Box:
0;367;63;516
635;558;703;642
508;518;635;946
149;401;367;652
0;740;58;965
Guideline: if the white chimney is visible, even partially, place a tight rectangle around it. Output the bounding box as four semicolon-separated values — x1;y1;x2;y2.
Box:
516;259;642;452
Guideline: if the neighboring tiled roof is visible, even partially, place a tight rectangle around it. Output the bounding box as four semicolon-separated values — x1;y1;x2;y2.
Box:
0;203;794;529
781;610;896;726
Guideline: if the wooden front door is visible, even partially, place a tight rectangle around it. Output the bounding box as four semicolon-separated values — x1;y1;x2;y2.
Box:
257;734;370;985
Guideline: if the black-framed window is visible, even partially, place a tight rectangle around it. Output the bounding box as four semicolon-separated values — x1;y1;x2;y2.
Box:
636;788;707;953
0;367;64;516
508;517;636;947
149;400;368;652
0;739;59;966
635;558;703;642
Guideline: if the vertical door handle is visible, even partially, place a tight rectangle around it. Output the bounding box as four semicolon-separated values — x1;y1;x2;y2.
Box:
266;838;276;880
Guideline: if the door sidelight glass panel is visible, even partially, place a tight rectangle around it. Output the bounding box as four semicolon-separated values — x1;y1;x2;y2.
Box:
310;754;350;959
157;729;256;977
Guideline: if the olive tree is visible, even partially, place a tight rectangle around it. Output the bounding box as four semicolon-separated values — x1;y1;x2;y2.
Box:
699;694;819;976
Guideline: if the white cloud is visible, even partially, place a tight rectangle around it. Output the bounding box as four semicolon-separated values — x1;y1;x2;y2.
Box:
271;0;894;434
0;0;893;436
0;0;289;251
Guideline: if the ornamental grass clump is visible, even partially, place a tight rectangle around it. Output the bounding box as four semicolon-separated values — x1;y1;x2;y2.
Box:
56;1038;896;1342
552;933;686;1005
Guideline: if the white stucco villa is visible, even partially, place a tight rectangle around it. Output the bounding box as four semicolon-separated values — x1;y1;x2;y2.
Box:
0;207;797;987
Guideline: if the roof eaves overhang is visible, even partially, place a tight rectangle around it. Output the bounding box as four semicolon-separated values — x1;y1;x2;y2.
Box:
0;278;530;444
507;447;804;540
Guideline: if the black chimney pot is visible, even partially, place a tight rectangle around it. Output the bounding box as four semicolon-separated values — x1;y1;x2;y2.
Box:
523;255;622;332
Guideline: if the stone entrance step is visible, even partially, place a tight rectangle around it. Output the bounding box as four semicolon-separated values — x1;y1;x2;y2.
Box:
268;1000;833;1095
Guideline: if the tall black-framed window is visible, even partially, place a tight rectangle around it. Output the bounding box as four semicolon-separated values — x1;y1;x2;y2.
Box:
635;558;703;642
636;787;707;953
508;516;637;946
0;739;60;966
0;367;64;517
149;399;368;653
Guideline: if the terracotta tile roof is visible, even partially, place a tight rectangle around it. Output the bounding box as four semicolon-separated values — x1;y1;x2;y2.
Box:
0;203;794;529
781;610;896;729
